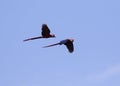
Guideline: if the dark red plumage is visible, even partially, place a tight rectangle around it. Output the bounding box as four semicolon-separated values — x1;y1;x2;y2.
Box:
23;24;55;41
41;24;55;38
43;39;74;53
64;39;74;53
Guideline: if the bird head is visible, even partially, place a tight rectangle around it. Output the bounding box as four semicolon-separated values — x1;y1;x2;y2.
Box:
50;34;56;38
69;39;74;42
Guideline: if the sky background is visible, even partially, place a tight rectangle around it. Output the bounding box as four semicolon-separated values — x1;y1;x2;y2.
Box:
0;0;120;86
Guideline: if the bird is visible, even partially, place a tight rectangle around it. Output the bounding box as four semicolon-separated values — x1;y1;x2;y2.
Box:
23;24;55;41
43;39;74;53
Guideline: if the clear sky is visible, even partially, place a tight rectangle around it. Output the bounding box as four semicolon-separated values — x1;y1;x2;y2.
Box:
0;0;120;86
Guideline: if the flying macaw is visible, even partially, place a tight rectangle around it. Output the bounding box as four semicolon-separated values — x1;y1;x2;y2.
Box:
23;24;55;41
43;39;74;53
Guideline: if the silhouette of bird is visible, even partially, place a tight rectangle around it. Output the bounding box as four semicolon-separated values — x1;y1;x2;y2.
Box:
23;24;55;41
43;39;74;53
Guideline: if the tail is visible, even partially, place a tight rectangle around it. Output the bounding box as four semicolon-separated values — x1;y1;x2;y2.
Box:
42;43;60;48
23;36;43;42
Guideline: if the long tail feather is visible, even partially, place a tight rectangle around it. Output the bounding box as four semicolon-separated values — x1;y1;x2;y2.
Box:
23;36;43;42
42;43;60;48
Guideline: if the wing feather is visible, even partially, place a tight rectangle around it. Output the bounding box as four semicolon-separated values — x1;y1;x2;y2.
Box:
64;40;74;53
41;24;50;36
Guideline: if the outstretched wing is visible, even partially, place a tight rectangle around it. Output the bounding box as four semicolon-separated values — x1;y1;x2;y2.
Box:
41;24;50;36
64;40;74;53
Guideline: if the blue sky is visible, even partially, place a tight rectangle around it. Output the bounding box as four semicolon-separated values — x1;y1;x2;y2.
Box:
0;0;120;86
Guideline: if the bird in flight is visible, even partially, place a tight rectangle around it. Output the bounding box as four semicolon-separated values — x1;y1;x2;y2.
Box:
43;39;74;53
23;24;55;41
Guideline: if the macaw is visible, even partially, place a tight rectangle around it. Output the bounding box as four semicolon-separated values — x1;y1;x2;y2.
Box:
23;24;55;41
43;39;74;53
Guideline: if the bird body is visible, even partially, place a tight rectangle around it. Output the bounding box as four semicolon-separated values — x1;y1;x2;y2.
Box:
43;39;74;53
41;24;55;38
23;24;55;41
